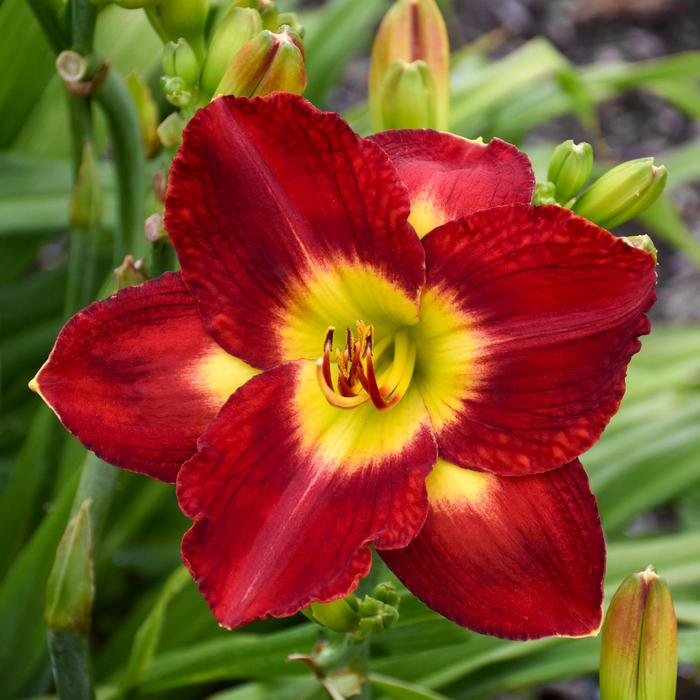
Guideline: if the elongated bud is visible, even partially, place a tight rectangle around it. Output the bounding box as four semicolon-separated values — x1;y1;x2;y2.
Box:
127;73;160;159
370;0;449;131
379;59;438;130
162;38;200;86
45;500;94;633
214;28;306;99
70;142;102;230
200;7;262;95
600;567;677;700
547;140;593;204
573;158;668;230
153;0;208;57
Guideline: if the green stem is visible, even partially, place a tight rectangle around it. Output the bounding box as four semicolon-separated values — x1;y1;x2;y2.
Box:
26;0;68;53
70;0;97;55
47;629;95;700
95;70;146;260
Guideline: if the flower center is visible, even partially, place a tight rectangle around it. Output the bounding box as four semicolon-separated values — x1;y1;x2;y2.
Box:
315;321;416;411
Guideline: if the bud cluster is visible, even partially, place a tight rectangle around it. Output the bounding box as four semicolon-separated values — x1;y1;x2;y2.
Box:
305;582;401;641
539;139;667;231
153;0;306;111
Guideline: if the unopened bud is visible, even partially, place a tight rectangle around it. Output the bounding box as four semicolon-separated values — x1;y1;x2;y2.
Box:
573;158;668;230
600;566;677;700
277;12;303;36
200;7;262;96
370;0;449;131
379;59;438;130
127;72;161;158
623;234;658;263
45;500;94;633
547;140;593;204
144;212;167;242
306;597;361;634
214;29;306;99
161;75;191;107
533;181;558;206
371;582;400;608
70;142;102;230
162;38;200;86
157;112;186;148
153;0;208;57
114;255;147;289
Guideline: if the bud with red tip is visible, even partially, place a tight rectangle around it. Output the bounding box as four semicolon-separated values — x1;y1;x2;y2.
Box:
600;566;677;700
369;0;449;132
214;28;306;99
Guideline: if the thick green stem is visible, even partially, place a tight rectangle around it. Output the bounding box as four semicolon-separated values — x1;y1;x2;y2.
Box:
95;70;146;260
70;0;97;56
47;630;95;700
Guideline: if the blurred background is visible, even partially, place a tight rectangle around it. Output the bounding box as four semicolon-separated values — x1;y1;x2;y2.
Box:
1;0;699;699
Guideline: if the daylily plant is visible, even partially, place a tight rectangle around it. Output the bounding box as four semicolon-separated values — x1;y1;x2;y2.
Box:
32;93;656;639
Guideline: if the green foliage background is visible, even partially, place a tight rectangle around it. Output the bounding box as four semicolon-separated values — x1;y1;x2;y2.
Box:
1;0;700;698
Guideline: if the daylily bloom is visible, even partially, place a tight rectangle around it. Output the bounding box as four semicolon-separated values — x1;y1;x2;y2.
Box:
31;94;656;639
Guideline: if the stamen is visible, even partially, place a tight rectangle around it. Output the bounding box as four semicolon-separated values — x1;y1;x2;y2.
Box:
321;326;334;390
315;323;415;411
315;360;368;409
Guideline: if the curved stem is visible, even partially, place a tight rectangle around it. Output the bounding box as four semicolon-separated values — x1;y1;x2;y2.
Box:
95;70;145;260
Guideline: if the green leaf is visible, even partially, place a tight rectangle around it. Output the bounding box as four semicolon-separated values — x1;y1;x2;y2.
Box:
369;672;450;699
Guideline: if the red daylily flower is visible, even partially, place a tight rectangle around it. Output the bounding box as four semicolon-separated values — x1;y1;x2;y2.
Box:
32;94;656;640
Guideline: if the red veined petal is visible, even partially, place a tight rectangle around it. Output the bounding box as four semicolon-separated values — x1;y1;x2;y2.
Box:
166;93;425;369
418;204;656;475
177;361;437;629
31;273;256;482
370;130;534;238
381;459;605;640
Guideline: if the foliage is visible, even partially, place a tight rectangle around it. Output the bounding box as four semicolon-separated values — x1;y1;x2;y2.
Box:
1;0;700;698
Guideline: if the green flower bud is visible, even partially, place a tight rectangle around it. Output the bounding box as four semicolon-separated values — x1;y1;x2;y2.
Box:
623;234;658;263
45;500;94;633
371;582;400;608
114;255;147;290
370;0;450;132
157;112;186;148
161;75;191;107
162;38;200;86
306;598;361;634
600;567;677;700
214;28;306;99
69;142;102;230
533;181;558;206
547;139;593;204
277;12;304;37
573;158;668;230
200;7;262;96
378;59;439;130
152;0;208;57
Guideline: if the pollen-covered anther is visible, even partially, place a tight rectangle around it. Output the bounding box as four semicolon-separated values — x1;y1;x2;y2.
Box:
315;322;416;411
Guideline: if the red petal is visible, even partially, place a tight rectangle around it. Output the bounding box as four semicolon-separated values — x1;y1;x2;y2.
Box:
166;94;425;369
370;130;534;237
381;459;605;640
32;273;255;482
421;204;656;475
177;361;437;629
